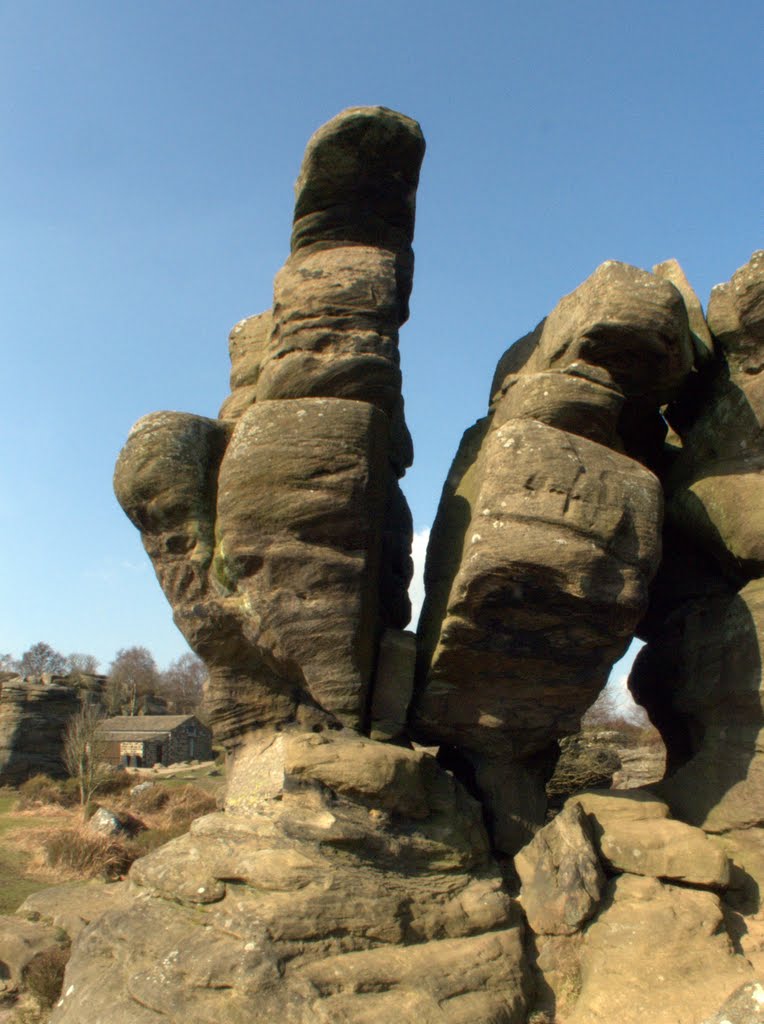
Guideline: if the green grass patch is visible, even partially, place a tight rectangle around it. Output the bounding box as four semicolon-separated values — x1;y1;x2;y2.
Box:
0;842;51;914
0;788;74;913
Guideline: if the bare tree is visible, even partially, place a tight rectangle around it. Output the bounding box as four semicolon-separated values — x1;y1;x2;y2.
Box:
63;704;112;821
107;646;160;715
65;652;100;674
18;642;68;677
160;653;207;714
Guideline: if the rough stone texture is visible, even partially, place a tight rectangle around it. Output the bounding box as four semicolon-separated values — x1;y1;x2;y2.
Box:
0;674;101;785
115;107;425;747
370;628;416;741
87;807;125;837
18;882;130;945
566;874;752;1024
634;575;764;833
654;257;715;366
630;254;764;861
702;981;764;1023
106;108;764;1024
518;790;749;1022
545;731;621;808
565;788;730;886
596;816;730;886
0;916;65;993
412;260;684;854
52;730;532;1024
514;801;604;935
115;398;389;739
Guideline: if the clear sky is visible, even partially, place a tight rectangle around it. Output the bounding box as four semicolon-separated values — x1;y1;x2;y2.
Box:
1;1;761;678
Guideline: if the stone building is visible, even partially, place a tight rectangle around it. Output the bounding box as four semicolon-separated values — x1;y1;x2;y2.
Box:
97;714;212;767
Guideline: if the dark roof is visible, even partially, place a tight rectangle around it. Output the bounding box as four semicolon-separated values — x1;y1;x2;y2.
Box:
97;715;198;735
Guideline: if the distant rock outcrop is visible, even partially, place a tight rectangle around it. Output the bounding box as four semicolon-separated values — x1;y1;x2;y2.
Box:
0;672;103;785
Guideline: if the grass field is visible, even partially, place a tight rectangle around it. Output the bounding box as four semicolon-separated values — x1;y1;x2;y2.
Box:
0;790;72;914
0;764;224;916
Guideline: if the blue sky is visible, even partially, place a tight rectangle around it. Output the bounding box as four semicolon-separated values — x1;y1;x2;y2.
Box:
1;1;761;679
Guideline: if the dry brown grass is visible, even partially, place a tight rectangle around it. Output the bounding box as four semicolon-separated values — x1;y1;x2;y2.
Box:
8;782;218;886
38;828;135;880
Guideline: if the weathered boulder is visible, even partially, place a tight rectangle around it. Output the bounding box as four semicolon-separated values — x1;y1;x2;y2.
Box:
514;801;604;935
517;790;749;1022
18;882;130;945
566;874;752;1024
411;260;688;853
566;789;730;886
0;916;65;994
630;254;764;850
596;814;730;886
114;107;425;748
87;807;125;837
633;578;764;833
52;730;532;1024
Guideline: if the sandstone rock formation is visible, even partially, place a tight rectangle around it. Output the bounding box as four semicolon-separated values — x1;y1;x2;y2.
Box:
0;673;103;785
627;254;764;928
51;730;532;1024
114;107;424;746
410;260;693;853
30;104;760;1024
519;790;753;1024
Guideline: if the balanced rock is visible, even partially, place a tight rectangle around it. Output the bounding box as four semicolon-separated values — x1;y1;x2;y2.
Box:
114;107;425;746
411;260;690;853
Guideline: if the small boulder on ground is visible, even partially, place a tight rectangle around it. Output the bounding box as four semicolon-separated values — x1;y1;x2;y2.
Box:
87;808;125;837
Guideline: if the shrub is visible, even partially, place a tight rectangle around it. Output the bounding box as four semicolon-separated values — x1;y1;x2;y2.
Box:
130;784;170;814
22;944;71;1008
17;775;77;810
98;769;138;796
164;785;217;828
41;828;136;880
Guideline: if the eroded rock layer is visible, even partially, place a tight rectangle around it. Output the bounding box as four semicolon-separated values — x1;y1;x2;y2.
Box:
94;103;764;1024
0;673;102;784
411;260;692;853
114;107;425;743
51;732;532;1024
630;251;764;843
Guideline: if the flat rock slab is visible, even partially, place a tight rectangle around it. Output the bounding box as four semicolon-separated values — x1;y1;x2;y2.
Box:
571;787;671;821
569;790;730;887
18;881;130;943
597;816;730;887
